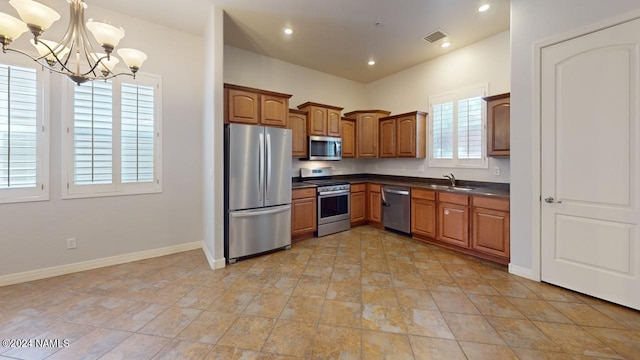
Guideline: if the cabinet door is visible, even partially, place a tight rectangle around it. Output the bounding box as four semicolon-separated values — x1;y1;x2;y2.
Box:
411;198;436;238
327;109;341;137
397;116;416;157
261;95;288;127
487;97;510;156
357;114;379;158
368;189;382;223
288;112;307;158
292;197;317;236
437;202;469;247
472;207;510;258
309;107;328;136
379;119;396;158
350;191;366;224
341;119;356;158
228;89;259;124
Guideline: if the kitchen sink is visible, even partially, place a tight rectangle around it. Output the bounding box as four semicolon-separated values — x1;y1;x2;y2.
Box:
448;186;474;191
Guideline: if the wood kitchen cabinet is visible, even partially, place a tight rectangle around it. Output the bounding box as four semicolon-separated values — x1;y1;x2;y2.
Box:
472;196;510;262
411;188;437;239
291;188;317;240
379;111;427;158
484;93;510;157
350;183;367;226
297;102;344;137
367;183;382;225
225;83;292;127
437;192;470;248
288;109;308;158
344;110;391;158
341;117;356;158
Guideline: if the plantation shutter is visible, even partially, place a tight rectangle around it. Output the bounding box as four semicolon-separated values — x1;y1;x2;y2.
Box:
0;65;38;189
457;96;483;159
432;101;454;159
121;83;155;183
73;81;113;185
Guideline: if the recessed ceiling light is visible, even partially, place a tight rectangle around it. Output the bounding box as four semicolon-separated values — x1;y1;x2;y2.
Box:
441;41;451;48
284;28;293;35
478;4;490;12
368;60;376;66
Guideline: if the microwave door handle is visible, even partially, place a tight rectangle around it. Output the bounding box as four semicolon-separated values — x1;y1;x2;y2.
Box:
266;133;271;200
259;133;264;201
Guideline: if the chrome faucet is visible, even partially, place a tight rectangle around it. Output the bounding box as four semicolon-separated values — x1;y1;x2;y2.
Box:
443;173;456;187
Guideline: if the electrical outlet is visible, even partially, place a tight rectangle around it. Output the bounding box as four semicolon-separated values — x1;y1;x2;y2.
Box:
66;238;77;250
493;166;501;176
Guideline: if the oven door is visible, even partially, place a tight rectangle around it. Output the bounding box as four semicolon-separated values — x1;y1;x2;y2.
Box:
309;136;342;161
317;190;350;225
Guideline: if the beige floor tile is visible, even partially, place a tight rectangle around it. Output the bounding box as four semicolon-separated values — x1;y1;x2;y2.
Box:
46;328;132;360
320;300;361;328
512;348;582;360
326;281;361;302
590;303;640;330
207;290;256;314
442;313;506;345
548;301;627;329
490;280;540;299
176;286;224;309
12;290;80;317
506;297;574;324
361;285;398;306
519;280;583;303
311;325;361;360
138;306;201;337
395;288;438;310
243;293;289;318
534;322;622;358
415;262;450;277
217;315;276;351
444;263;483;278
177;311;238;344
1;322;93;360
409;335;466;359
261;276;299;296
360;270;393;287
107;301;168;332
467;294;526;319
292;275;329;298
486;317;561;351
100;333;170;360
150;340;214;360
431;291;480;314
402;308;455;339
203;345;263;360
362;330;414;360
456;278;501;295
361;304;407;333
585;327;640;359
330;265;361;284
459;341;519;360
262;320;317;357
391;271;427;290
303;265;333;280
0;315;58;339
421;275;463;293
280;296;324;323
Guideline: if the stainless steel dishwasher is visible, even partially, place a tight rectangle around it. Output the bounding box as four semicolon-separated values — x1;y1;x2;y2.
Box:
381;185;411;234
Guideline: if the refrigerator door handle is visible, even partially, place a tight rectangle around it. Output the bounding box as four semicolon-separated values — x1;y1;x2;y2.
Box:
230;204;291;218
266;133;272;201
259;133;264;201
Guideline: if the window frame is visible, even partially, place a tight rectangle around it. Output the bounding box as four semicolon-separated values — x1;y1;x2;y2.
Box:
0;54;50;204
61;72;162;199
428;84;489;169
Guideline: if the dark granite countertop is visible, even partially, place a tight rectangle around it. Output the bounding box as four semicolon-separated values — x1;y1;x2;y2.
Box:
293;174;509;198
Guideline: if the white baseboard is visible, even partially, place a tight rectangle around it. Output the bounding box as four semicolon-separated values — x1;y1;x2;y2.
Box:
508;263;539;281
0;241;202;287
201;240;226;270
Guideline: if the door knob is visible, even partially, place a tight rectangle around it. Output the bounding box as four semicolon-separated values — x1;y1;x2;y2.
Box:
544;197;562;204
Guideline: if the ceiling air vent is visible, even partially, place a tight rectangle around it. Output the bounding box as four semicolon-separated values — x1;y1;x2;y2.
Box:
423;30;448;43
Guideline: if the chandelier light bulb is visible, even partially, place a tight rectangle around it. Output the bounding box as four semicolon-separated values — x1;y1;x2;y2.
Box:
92;52;119;75
9;0;60;36
30;38;69;64
0;12;28;45
117;48;147;72
86;19;125;52
368;60;375;66
283;28;293;35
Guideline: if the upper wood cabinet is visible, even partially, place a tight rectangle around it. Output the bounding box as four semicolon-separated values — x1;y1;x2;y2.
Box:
483;93;510;157
378;111;427;158
225;84;292;127
297;102;344;137
344;110;391;158
341;117;356;158
288;109;308;158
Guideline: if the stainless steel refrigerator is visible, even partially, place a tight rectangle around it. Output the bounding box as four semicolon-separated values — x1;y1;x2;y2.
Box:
224;123;292;263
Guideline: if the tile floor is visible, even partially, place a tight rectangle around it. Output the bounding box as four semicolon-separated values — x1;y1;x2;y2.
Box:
1;226;640;359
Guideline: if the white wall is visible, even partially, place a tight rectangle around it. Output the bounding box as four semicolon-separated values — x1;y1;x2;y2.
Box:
364;31;511;183
510;0;640;275
0;3;204;276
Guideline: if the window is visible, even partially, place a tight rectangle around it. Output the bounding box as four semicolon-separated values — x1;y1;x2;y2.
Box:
63;74;162;198
429;85;488;168
0;59;49;204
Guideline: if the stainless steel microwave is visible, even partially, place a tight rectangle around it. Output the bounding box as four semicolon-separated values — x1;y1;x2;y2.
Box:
308;136;342;161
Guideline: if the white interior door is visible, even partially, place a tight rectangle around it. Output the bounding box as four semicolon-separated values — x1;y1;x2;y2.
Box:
541;18;640;310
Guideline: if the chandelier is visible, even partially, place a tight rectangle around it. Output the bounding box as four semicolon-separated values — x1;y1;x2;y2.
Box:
0;0;147;85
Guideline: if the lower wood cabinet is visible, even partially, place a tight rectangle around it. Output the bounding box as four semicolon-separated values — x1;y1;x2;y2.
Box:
437;202;470;248
411;189;436;238
291;188;316;240
367;183;382;224
350;184;367;225
472;196;510;259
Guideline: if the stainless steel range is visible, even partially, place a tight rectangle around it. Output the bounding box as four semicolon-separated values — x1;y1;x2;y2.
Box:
301;168;351;237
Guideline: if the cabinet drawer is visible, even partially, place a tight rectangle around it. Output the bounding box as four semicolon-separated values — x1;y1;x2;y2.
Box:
412;188;436;201
292;188;316;199
473;196;509;211
368;183;381;193
438;192;469;206
351;183;366;193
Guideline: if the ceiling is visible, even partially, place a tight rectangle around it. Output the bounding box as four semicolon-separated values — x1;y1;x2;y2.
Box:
90;0;510;84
